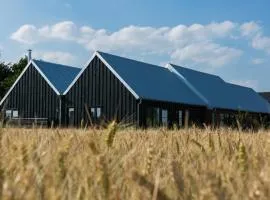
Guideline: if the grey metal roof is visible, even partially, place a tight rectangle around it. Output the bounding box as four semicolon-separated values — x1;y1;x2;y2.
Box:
170;64;270;114
223;83;270;114
33;60;80;94
98;51;207;107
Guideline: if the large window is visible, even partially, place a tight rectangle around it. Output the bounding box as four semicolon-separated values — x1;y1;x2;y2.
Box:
146;107;160;127
161;109;168;126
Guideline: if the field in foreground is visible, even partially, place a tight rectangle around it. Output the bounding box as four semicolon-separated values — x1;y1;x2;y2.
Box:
0;127;270;200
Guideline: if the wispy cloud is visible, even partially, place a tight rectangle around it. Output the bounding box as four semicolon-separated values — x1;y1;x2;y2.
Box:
240;21;261;37
33;51;76;65
251;58;265;65
12;20;270;67
229;79;258;90
252;34;270;54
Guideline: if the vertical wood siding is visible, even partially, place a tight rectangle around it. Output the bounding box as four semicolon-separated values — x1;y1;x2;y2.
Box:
1;64;59;123
65;56;137;126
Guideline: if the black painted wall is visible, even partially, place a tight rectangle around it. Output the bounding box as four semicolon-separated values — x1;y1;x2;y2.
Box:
64;56;137;126
139;99;207;128
1;64;60;123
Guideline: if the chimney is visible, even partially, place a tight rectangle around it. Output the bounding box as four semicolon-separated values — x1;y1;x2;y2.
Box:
28;49;32;63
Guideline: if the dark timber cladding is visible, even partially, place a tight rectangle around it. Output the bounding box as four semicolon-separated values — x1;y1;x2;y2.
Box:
64;56;137;126
139;99;207;127
2;63;59;123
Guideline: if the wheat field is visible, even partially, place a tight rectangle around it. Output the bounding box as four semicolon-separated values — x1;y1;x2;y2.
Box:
0;125;269;200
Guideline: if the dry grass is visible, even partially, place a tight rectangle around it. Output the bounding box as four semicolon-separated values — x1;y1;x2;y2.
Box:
0;126;270;200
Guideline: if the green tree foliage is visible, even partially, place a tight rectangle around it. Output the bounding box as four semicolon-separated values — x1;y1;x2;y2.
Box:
0;57;27;100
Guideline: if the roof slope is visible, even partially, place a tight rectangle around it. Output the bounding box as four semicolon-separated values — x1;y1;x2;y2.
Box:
223;84;270;113
97;51;207;107
170;64;270;114
259;92;270;103
33;60;80;94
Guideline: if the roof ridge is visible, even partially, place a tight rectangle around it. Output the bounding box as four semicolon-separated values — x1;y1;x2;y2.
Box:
97;51;165;69
170;63;223;80
33;59;80;69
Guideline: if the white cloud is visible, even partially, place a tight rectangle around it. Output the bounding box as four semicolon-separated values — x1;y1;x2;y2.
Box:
10;20;248;67
170;41;242;67
10;25;40;44
33;51;76;65
240;21;261;36
230;79;258;90
252;34;270;54
11;21;78;44
251;58;265;65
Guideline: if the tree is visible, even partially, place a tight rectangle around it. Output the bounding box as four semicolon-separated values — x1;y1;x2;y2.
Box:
0;62;12;100
0;57;27;100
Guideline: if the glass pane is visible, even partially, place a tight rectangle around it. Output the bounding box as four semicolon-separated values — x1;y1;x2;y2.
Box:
146;107;153;127
13;110;19;118
153;108;160;126
161;109;168;125
5;110;12;118
220;113;224;126
179;111;182;126
68;108;75;126
97;107;101;118
162;109;168;118
90;108;95;116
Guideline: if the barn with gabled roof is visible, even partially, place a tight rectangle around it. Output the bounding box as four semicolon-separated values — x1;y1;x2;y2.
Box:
0;58;80;126
63;51;270;128
1;50;269;128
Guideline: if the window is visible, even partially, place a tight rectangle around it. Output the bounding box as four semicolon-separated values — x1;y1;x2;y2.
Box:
161;109;168;126
146;107;160;127
90;107;102;120
91;108;95;117
5;110;12;119
69;108;74;113
220;113;224;126
97;107;101;118
13;110;19;118
184;110;189;127
153;108;160;126
179;110;183;127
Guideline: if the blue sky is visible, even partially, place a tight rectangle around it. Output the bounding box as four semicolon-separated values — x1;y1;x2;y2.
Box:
1;0;270;91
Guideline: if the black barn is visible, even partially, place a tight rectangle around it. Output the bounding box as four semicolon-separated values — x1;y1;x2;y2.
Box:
63;51;270;128
0;59;80;126
1;51;270;128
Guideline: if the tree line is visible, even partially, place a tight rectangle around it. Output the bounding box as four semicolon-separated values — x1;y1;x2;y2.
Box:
0;57;27;101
